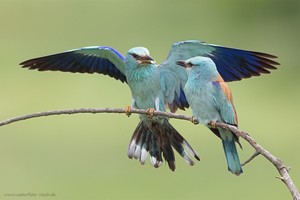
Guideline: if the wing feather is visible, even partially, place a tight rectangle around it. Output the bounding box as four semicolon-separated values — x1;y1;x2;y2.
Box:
212;79;238;126
20;46;127;82
159;40;279;111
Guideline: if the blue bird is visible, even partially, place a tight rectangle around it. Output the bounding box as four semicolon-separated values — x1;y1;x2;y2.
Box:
20;40;279;171
177;56;243;175
124;47;199;170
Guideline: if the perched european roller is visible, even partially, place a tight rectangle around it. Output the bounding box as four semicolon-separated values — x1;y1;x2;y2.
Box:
20;40;279;171
177;56;243;175
124;47;199;170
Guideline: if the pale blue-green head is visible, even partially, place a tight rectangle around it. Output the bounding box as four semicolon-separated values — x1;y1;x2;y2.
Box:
125;47;155;66
176;56;218;79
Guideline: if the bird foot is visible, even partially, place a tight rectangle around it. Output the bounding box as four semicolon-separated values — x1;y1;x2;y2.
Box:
125;106;132;117
209;120;217;129
191;116;199;125
146;108;155;118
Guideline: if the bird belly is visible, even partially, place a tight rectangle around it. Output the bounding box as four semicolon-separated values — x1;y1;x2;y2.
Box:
131;86;159;108
186;86;221;125
191;100;220;125
128;76;164;111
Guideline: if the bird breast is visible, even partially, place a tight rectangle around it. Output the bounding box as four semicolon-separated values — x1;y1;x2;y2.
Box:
127;66;163;110
185;81;220;125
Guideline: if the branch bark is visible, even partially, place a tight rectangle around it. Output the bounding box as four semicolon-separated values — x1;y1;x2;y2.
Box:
214;122;300;200
0;108;193;127
0;108;299;200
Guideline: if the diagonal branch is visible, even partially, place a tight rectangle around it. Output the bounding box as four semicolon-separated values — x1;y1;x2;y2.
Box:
214;122;300;200
0;108;299;200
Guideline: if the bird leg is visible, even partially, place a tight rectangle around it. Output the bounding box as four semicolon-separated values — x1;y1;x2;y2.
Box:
146;108;155;118
208;120;217;129
125;106;132;117
191;116;199;125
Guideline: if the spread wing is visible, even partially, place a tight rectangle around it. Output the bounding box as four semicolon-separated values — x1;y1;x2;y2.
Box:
20;46;127;83
159;40;279;111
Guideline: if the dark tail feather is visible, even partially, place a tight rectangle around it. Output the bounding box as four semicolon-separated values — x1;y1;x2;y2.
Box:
128;120;199;171
221;132;243;175
165;122;200;164
149;133;163;168
151;122;176;170
128;121;160;166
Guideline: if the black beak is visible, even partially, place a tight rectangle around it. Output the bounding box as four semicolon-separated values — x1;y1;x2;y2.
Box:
140;55;155;64
176;60;190;68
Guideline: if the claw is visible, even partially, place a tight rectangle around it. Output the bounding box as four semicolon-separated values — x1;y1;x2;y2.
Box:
146;108;155;118
125;106;132;117
209;120;217;129
191;116;199;125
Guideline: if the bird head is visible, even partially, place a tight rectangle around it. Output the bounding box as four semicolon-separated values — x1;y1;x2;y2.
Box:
176;56;218;78
126;47;155;65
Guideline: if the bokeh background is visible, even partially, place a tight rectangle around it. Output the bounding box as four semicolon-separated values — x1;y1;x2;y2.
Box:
0;0;299;199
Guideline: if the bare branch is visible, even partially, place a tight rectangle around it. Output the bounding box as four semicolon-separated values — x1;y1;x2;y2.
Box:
214;122;300;200
0;108;193;127
0;108;299;200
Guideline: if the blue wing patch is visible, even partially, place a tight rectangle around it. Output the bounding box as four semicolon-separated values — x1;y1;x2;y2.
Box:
20;46;127;83
160;40;279;111
173;87;189;111
163;40;279;82
207;46;279;82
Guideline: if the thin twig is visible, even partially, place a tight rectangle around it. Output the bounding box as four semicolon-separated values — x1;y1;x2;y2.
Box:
0;108;299;200
241;151;260;166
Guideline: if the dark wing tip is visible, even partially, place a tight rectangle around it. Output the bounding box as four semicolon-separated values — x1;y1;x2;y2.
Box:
252;52;280;67
194;154;200;161
209;46;280;82
20;61;27;65
252;51;279;59
20;59;36;67
19;48;127;83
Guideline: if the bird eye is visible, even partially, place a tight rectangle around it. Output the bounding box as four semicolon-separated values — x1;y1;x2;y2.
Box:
187;62;193;67
131;53;139;60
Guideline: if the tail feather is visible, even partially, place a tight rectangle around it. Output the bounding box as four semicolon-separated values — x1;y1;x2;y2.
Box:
128;119;199;171
149;133;163;168
220;129;243;175
133;130;146;159
167;124;200;161
167;126;200;166
153;122;176;170
128;121;144;159
160;134;176;171
169;134;194;166
139;131;150;164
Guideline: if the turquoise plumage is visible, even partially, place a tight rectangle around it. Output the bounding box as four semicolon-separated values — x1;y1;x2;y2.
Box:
20;40;278;171
125;47;199;170
177;56;243;175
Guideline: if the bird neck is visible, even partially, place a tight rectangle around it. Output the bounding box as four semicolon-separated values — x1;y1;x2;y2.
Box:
125;61;157;82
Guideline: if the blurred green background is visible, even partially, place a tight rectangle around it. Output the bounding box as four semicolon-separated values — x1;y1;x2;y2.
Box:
0;0;299;199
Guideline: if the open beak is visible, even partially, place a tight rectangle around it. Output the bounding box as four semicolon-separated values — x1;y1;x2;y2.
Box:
139;55;155;64
176;60;190;68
